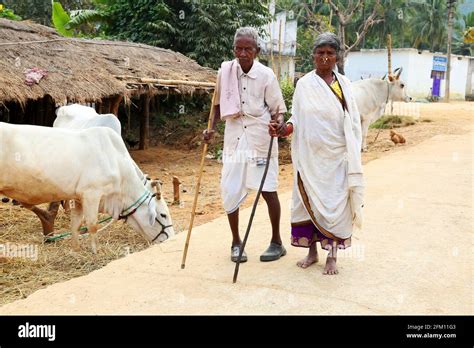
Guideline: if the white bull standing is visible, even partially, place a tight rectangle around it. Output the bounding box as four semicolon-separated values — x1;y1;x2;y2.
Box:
0;122;174;253
54;104;173;230
351;68;412;151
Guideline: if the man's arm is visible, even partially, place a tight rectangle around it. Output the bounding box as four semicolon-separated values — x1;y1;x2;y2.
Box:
265;74;288;137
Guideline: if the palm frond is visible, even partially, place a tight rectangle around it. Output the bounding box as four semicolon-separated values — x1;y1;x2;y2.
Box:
66;9;107;29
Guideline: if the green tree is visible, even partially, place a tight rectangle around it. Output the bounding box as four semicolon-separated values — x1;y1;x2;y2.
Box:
276;0;333;73
328;0;384;74
0;4;21;20
410;0;452;52
83;0;271;69
3;0;94;25
356;0;416;49
453;11;474;55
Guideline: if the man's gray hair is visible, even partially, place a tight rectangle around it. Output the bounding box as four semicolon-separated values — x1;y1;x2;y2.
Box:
313;32;342;60
233;27;259;48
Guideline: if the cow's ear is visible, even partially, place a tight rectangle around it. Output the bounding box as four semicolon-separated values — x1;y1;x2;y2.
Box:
149;206;157;226
388;74;394;82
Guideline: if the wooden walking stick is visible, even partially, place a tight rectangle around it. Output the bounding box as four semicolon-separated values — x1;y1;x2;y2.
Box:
233;108;279;283
181;90;217;269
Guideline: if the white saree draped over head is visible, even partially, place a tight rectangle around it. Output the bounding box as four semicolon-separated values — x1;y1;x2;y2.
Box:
289;71;364;239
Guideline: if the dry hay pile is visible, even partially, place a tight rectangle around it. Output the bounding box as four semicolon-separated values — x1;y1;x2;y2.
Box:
0;203;150;306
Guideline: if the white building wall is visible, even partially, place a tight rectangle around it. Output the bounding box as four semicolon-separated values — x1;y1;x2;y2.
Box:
345;48;471;100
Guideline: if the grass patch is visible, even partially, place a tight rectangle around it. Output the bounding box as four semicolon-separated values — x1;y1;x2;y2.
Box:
370;115;417;129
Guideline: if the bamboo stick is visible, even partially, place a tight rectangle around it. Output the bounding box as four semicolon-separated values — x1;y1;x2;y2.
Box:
115;75;215;88
181;89;217;269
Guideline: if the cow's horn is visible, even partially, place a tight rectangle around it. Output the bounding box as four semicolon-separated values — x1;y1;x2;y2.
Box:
150;180;162;200
395;67;402;79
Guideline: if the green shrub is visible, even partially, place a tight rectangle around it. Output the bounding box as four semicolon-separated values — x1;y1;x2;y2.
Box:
370;115;416;129
0;4;21;20
280;77;294;121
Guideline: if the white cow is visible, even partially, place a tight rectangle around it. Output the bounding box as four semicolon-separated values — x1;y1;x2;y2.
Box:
54;104;121;135
54;104;172;225
0;122;174;253
351;68;412;151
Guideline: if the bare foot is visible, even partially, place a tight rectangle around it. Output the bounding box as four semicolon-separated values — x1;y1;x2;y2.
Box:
323;256;338;275
297;254;318;269
297;244;318;269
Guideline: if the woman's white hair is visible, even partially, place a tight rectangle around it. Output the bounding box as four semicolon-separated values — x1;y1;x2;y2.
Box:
233;27;259;48
313;32;342;61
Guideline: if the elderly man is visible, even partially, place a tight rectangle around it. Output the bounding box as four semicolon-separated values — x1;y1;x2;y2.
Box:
204;27;287;263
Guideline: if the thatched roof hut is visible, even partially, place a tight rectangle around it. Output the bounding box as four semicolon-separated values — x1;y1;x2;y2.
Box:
0;18;217;148
0;18;216;103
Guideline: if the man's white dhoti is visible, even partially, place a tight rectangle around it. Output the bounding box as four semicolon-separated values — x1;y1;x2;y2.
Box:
221;134;278;214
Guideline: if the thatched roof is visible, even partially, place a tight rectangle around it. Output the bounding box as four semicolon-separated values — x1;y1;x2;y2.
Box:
0;18;217;104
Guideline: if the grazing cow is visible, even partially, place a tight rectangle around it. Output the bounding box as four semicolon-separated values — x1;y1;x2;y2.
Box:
54;104;122;135
54;104;172;223
0;122;174;253
351;68;412;151
19;104;172;239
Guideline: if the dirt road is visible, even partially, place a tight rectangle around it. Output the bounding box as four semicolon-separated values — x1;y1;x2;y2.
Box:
1;121;472;315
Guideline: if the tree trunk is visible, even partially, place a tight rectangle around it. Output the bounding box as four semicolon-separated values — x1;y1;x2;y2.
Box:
337;58;346;75
444;0;455;102
337;23;346;75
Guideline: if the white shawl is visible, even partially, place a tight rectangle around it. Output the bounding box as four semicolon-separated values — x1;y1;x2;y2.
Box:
289;71;364;238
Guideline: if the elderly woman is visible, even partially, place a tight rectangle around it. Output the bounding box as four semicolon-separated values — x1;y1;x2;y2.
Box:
271;32;364;275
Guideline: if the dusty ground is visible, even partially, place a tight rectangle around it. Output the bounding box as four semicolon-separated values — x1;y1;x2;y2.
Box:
0;101;472;307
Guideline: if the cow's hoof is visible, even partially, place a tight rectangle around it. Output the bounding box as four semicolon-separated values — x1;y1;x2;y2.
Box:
1;197;9;203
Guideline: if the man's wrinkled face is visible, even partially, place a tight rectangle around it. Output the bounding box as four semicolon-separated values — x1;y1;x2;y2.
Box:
234;36;259;71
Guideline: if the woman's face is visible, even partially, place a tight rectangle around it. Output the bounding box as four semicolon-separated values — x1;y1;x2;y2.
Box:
313;44;337;71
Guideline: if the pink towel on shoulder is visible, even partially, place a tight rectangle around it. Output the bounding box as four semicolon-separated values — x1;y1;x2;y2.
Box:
219;59;241;120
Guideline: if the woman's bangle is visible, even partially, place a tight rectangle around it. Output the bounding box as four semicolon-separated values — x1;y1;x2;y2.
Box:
285;123;294;137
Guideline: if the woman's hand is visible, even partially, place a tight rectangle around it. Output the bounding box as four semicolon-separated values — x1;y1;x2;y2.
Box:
268;114;286;137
